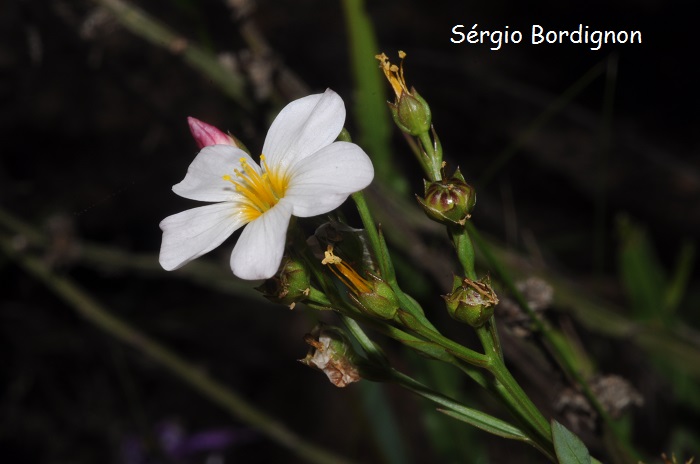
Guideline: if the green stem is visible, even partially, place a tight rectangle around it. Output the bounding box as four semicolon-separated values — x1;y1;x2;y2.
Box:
1;236;355;464
445;221;552;452
351;191;387;277
417;131;442;181
475;323;553;454
307;287;331;306
467;223;640;461
487;317;504;361
449;226;477;280
488;358;553;448
340;315;390;368
396;310;489;368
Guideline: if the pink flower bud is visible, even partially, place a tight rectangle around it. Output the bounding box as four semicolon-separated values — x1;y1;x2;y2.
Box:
187;116;237;149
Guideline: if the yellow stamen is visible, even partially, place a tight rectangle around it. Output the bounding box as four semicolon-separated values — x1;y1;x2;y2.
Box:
375;51;410;100
222;155;289;222
322;245;372;294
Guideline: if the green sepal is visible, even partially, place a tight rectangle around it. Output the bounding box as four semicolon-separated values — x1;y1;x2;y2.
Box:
443;276;498;328
393;88;432;136
416;174;476;226
351;275;400;320
256;256;310;306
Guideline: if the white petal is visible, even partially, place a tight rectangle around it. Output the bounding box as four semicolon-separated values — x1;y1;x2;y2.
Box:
229;200;293;280
262;89;345;172
159;202;246;270
284;142;374;217
172;145;258;202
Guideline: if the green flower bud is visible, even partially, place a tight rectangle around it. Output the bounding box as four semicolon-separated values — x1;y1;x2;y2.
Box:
377;51;432;136
300;325;362;387
256;256;310;306
352;276;401;320
417;170;476;226
390;89;432;136
443;275;498;327
322;245;399;320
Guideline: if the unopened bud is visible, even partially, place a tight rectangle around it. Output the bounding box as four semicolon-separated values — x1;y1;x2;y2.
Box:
417;169;476;226
443;275;498;327
187;116;239;149
256;257;310;306
300;325;362;387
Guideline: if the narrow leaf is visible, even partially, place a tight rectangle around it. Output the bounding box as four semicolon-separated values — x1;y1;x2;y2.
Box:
437;408;529;441
392;371;529;442
616;216;667;320
664;240;696;315
551;420;591;464
341;0;407;193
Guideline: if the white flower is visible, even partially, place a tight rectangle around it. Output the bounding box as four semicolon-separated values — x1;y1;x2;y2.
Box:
159;89;374;280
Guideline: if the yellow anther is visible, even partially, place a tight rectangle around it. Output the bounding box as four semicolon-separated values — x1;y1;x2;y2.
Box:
222;154;289;222
322;245;372;294
322;246;343;265
375;51;410;100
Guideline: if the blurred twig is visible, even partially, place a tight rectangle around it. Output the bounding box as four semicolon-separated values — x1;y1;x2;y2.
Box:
482;226;700;377
89;0;252;110
362;189;700;379
0;232;355;464
0;207;257;297
3;195;699;385
468;223;641;463
479;59;606;187
341;0;406;193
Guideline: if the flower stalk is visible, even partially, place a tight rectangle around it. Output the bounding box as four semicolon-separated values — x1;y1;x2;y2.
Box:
373;48;571;460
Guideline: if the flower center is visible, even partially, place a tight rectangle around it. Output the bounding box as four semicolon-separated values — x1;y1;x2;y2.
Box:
223;155;289;221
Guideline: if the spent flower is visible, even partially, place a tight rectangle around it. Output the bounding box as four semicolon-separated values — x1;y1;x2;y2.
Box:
300;324;362;388
375;51;432;136
159;89;374;280
444;275;499;327
322;245;399;319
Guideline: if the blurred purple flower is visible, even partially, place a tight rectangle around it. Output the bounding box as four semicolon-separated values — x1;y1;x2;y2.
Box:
120;420;256;464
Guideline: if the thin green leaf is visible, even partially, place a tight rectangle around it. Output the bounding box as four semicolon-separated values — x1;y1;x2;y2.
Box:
437;408;529;441
341;315;389;368
341;0;407;193
664;240;696;315
616;216;667;320
551;420;591;464
391;371;528;442
357;382;412;464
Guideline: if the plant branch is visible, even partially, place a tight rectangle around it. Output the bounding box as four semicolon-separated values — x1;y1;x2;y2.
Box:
0;235;355;464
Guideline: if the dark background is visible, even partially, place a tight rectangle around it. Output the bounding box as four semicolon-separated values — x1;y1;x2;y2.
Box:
2;0;698;463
